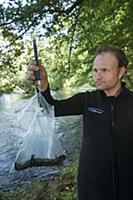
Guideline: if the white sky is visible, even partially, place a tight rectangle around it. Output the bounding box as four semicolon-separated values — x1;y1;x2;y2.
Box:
0;0;27;6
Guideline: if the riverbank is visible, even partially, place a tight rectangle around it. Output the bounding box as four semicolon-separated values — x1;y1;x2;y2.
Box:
0;161;78;200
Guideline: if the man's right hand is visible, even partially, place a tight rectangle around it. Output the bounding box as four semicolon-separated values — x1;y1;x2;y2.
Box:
26;60;48;92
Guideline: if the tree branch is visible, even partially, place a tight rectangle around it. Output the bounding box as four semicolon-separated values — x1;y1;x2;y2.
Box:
68;1;84;72
65;0;84;14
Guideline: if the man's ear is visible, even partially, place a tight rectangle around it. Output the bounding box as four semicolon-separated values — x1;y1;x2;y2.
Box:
118;67;126;79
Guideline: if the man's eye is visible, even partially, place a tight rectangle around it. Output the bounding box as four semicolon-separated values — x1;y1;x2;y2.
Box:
102;68;108;72
93;68;97;72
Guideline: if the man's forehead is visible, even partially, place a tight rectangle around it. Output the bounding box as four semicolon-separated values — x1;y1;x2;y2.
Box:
92;64;110;69
93;52;118;67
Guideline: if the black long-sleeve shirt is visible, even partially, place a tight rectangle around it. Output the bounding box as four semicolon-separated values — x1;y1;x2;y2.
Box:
42;85;133;200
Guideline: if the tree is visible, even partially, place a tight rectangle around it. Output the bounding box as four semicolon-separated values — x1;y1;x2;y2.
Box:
0;0;133;93
0;0;84;92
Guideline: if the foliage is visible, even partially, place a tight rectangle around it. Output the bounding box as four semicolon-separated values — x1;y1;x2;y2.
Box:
0;0;133;93
0;161;79;200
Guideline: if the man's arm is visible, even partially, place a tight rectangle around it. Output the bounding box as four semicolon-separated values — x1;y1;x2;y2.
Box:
42;85;85;116
26;61;85;116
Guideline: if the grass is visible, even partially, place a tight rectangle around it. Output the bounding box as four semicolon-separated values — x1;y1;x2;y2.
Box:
0;162;78;200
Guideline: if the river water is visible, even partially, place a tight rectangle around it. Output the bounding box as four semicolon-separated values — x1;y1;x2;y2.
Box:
0;90;83;191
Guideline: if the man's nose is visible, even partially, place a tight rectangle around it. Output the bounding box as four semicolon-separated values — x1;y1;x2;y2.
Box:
95;71;102;80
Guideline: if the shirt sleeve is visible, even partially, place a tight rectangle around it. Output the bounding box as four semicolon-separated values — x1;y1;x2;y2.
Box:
41;85;85;117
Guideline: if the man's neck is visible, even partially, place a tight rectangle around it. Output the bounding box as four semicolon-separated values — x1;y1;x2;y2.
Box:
104;83;122;97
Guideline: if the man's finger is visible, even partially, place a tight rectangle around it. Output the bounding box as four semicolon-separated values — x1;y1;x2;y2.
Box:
28;64;39;71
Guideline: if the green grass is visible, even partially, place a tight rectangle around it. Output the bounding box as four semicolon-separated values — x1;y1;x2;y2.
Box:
0;162;78;200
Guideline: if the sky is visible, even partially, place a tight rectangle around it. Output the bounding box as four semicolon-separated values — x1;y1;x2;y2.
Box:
0;0;27;6
0;0;8;6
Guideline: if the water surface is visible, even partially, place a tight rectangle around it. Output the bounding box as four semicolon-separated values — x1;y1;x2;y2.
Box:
0;91;82;190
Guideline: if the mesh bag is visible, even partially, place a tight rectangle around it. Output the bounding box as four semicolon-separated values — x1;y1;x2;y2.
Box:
13;92;65;170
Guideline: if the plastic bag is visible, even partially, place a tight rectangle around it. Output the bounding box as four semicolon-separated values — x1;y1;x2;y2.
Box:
13;92;65;170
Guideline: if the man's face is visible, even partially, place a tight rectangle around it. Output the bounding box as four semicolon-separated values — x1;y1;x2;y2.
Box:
92;52;125;96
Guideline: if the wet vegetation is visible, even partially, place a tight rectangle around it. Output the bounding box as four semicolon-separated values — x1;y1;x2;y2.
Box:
0;161;78;200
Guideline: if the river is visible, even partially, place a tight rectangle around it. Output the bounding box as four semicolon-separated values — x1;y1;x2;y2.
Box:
0;89;83;191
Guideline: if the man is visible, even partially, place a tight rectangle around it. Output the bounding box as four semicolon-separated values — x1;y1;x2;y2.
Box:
27;45;133;200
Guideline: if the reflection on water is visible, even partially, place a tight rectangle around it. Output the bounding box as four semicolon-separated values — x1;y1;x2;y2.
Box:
0;92;26;112
0;92;82;190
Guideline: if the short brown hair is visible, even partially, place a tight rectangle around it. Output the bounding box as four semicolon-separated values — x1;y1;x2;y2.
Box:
95;45;128;68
